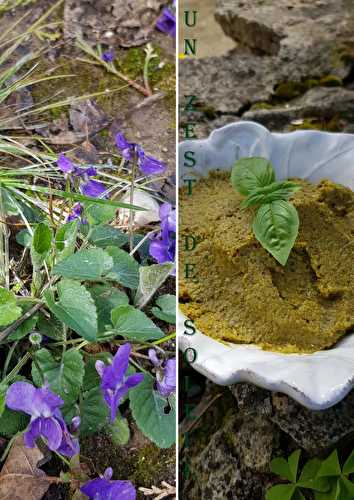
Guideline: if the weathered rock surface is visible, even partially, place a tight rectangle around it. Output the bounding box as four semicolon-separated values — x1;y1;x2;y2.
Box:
182;384;354;499
180;0;354;133
242;87;354;131
64;0;169;46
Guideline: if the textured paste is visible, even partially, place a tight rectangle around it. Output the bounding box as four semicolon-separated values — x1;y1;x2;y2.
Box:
180;171;354;353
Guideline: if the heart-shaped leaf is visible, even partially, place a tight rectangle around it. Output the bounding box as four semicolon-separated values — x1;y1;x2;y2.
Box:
111;305;164;341
52;248;113;281
253;200;299;265
266;484;296;500
318;451;342;478
105;247;140;289
231;157;275;196
55;220;78;262
129;375;176;449
0;287;22;327
151;294;176;324
44;279;97;341
80;387;109;436
30;223;52;270
32;348;84;404
88;225;128;248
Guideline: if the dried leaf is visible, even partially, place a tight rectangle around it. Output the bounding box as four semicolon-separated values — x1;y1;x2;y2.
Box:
139;481;176;499
0;436;59;500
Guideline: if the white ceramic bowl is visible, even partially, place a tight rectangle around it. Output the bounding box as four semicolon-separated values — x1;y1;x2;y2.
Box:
178;121;354;410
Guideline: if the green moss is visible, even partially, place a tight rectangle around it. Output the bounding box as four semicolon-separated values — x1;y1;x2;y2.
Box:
303;78;320;89
274;81;306;100
81;432;175;496
319;75;343;87
289;115;343;132
250;102;273;111
118;48;145;79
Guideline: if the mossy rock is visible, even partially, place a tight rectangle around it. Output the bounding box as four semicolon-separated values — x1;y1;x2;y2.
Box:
274;81;306;100
250;102;273;111
320;75;343;87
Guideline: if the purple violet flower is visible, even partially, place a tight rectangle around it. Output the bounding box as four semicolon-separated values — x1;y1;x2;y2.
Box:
115;132;167;175
81;467;136;500
156;5;176;38
67;202;86;223
115;132;135;161
137;147;167;175
102;50;115;63
81;179;107;198
95;343;144;422
148;349;176;398
57;153;75;174
6;381;79;457
57;154;106;198
149;202;176;269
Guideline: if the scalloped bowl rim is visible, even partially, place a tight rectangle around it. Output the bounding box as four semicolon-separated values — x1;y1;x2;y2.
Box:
178;121;354;410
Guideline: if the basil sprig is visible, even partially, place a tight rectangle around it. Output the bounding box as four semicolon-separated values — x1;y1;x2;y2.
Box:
231;157;301;266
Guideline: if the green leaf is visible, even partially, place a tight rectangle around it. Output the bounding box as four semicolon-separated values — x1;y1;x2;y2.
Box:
52;248;113;281
88;225;128;248
55;220;78;262
318;450;342;478
80;387;109;436
266;484;296;500
340;477;354;499
32;348;84;404
44;279;97;341
231;157;276;196
0;384;7;418
0;287;22;327
241;181;302;209
253;200;299;266
151;294;176;324
83;352;112;392
7;313;38;341
15;228;32;247
343;449;354;475
108;413;130;445
30;222;52;269
298;458;329;492
0;406;29;437
270;457;293;482
129;375;176;448
37;313;62;340
85;203;117;225
288;450;301;483
105;247;140;289
88;284;128;333
134;263;174;309
111;305;164;341
315;478;340;500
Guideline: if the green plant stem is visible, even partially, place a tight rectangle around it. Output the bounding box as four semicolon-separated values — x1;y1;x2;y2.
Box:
129;155;137;253
2;341;18;379
152;333;176;346
54;450;71;468
3;351;31;384
129;357;149;375
0;187;9;288
0;302;43;343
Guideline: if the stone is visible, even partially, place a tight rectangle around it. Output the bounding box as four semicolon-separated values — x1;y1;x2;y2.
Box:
242;87;354;131
270;391;354;455
180;0;354;121
186;412;273;499
64;0;168;46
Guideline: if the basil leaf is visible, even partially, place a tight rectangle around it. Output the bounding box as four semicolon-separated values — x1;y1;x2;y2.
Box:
241;181;301;209
231;157;275;196
253;200;299;266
